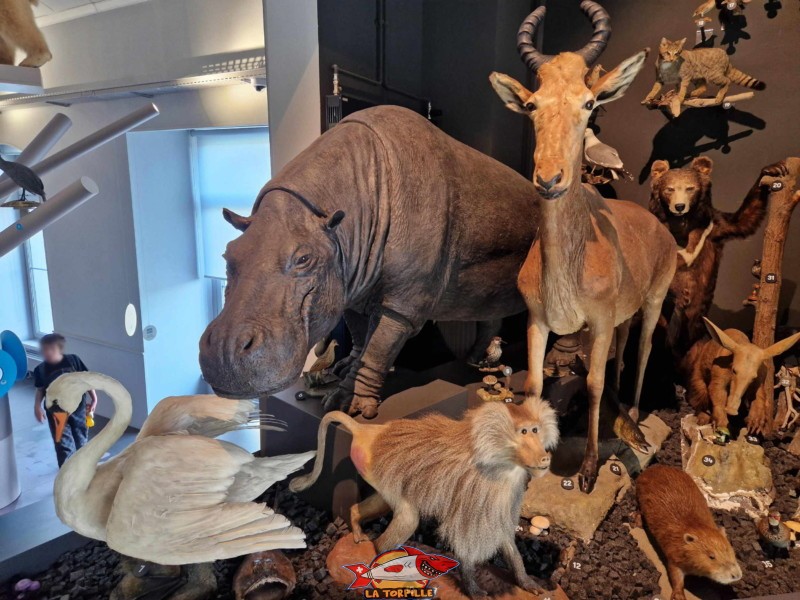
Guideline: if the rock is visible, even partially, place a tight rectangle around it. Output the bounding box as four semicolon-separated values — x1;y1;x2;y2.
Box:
681;415;775;518
326;534;378;587
522;437;632;542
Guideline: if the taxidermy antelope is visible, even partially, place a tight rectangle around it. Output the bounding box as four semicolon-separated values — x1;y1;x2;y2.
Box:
490;1;677;493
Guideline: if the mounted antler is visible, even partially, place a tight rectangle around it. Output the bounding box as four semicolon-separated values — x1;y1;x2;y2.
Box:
517;0;612;71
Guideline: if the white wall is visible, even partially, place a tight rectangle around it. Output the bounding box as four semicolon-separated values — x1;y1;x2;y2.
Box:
0;212;32;340
38;0;266;90
127;130;210;412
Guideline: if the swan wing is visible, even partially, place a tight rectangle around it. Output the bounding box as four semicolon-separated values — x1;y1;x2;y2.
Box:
137;396;285;439
227;450;316;502
105;436;307;564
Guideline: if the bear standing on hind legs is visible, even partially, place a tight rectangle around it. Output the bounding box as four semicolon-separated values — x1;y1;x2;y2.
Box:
649;157;789;355
0;0;52;67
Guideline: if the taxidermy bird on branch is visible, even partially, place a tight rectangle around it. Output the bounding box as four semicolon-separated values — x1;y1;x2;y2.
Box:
583;128;632;183
0;155;46;207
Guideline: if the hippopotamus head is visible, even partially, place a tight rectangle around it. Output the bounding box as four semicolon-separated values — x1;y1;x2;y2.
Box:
199;190;346;398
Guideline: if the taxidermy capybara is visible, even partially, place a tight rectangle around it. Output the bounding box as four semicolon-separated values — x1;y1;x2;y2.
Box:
199;106;539;418
289;397;559;598
637;465;742;600
650;161;788;356
0;0;52;67
684;317;800;435
649;158;788;353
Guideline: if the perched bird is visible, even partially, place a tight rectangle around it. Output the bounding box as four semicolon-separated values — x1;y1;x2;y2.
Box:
476;336;505;368
0;155;46;203
308;339;338;373
583;128;632;181
757;511;793;551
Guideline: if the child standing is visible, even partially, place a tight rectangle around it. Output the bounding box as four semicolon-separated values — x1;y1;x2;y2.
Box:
33;333;98;467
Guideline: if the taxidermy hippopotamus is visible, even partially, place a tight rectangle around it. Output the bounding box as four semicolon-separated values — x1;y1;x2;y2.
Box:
199;106;538;417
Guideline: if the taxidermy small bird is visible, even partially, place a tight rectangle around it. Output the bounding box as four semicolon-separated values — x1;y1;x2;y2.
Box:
757;511;793;550
476;336;505;368
583;129;631;181
0;155;46;204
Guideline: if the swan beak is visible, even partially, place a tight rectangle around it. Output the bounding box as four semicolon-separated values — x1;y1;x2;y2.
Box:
52;411;68;443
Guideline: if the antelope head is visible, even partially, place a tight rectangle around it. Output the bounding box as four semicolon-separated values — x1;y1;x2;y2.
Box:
490;1;648;199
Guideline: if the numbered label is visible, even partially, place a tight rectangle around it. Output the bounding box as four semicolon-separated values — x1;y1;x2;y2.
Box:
771;181;784;191
762;560;774;569
702;455;716;467
504;397;513;404
610;463;622;476
572;561;582;570
746;435;760;444
765;273;778;284
561;478;575;491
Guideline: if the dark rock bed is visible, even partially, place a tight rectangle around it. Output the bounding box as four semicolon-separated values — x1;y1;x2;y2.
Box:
3;403;798;600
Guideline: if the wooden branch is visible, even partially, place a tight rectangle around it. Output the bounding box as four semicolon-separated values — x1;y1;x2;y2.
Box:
646;90;755;118
751;157;800;436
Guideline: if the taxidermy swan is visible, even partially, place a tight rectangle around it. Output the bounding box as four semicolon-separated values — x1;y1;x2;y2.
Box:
47;371;315;565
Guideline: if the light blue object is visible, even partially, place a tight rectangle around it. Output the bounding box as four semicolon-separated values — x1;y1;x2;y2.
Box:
0;351;17;396
1;330;27;382
0;330;23;508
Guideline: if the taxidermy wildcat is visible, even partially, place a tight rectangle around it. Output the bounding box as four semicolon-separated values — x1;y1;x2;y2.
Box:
642;38;764;108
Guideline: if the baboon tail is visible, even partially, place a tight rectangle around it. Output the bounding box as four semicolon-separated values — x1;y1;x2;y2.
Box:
728;67;766;90
288;411;361;492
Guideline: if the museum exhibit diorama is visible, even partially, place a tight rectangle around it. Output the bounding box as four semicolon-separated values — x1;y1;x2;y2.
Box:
1;0;799;599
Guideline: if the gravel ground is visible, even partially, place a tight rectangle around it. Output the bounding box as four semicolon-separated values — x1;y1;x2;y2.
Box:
3;403;799;600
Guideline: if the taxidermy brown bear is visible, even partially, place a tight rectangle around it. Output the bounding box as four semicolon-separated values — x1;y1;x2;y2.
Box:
649;157;787;353
0;0;52;67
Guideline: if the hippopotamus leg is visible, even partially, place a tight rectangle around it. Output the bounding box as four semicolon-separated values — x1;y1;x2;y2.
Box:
331;310;369;379
466;318;503;364
323;308;420;419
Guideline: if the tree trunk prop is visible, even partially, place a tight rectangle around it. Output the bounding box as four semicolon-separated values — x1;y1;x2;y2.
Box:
750;157;800;436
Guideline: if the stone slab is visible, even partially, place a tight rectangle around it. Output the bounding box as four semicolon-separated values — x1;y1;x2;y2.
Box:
261;379;468;519
521;412;670;542
681;415;775;519
327;534;568;600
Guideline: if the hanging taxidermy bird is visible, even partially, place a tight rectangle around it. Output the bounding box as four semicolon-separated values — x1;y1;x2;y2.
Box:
583;128;632;183
0;155;46;208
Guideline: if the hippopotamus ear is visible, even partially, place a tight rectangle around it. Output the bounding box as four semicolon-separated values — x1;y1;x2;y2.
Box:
327;210;346;230
223;208;252;232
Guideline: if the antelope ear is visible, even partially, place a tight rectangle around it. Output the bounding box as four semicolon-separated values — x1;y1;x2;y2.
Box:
592;49;649;106
703;317;740;352
763;330;800;358
223;208;252;232
691;156;714;176
327;210;346;229
650;160;671;181
489;72;534;115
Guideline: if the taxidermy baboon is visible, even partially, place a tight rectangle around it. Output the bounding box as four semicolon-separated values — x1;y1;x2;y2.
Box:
290;398;559;598
0;0;52;67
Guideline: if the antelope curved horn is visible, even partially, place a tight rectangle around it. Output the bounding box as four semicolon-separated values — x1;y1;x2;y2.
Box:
517;6;554;72
576;0;612;66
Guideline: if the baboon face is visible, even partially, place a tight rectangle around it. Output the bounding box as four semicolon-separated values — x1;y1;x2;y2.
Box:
514;423;552;476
